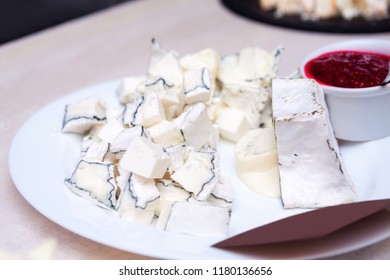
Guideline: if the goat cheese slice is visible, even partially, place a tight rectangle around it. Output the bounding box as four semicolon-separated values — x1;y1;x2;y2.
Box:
65;160;117;210
272;78;356;208
62;98;106;134
142;92;166;127
158;201;231;237
119;136;170;179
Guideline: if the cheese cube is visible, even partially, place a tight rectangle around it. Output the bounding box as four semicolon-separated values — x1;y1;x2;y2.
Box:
115;173;159;225
122;96;145;127
116;76;145;104
119;136;170;179
62;98;106;134
65;160;118;210
142;92;166;127
171;150;219;201
217;108;251;142
110;126;149;154
145;76;180;106
183;68;211;105
147;120;183;146
98;118;124;144
173;102;213;150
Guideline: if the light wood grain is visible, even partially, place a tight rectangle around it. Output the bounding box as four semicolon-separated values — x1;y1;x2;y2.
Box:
1;0;389;259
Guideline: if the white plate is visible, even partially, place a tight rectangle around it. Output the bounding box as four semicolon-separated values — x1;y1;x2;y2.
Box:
8;80;390;259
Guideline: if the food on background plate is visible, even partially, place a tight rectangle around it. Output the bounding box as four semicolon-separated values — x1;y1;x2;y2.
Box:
259;0;389;20
272;78;356;208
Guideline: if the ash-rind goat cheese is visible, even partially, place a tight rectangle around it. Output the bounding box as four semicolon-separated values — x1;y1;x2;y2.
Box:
272;78;356;208
65;160;118;210
62;98;107;134
119;136;170;179
171;149;220;201
62;42;290;237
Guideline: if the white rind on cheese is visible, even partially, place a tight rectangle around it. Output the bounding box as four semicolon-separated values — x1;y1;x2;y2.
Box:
119;136;170;179
272;78;356;208
62;98;106;134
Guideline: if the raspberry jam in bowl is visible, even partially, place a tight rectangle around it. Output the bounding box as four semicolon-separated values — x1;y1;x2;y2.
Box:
301;39;390;141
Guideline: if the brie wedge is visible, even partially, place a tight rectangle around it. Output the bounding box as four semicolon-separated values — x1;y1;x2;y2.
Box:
272;78;356;208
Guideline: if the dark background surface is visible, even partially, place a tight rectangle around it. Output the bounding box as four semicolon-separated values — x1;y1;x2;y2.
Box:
0;0;132;45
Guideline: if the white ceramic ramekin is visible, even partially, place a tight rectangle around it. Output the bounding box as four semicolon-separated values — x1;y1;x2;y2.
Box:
300;39;390;141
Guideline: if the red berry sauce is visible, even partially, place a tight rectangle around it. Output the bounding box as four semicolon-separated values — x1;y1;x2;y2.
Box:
304;50;390;88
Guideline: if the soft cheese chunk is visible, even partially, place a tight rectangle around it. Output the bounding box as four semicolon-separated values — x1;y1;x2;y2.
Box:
171;150;219;201
173;102;213;150
122;96;145;127
218;47;280;88
119;136;170;179
179;48;220;81
98;118;124;144
155;180;191;217
217;108;251;143
145;76;179;106
65;160;117;210
147;120;183;146
163;144;186;173
208;176;234;207
84;141;116;163
235;128;280;198
62;98;106;134
115;173;159;225
116;76;145;104
142;92;166;127
110;126;149;154
158;201;231;236
183;68;212;105
272;78;356;208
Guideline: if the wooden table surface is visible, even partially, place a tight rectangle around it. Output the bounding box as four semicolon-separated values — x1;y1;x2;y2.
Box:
1;0;389;260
